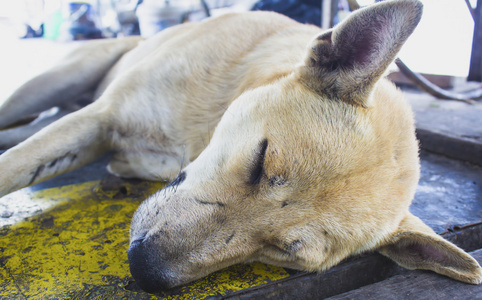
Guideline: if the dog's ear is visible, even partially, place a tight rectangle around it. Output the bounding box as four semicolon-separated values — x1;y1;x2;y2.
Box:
378;213;482;284
298;0;423;107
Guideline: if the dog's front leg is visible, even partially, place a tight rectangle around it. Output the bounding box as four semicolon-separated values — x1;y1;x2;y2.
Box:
0;101;109;197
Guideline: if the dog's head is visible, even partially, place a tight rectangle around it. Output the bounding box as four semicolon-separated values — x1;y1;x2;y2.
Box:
128;0;482;292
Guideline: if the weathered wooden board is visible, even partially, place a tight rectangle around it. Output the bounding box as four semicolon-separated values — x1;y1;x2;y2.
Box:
405;90;482;166
327;249;482;300
216;224;482;299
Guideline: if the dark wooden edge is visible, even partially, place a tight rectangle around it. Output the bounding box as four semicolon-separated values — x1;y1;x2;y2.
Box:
416;128;482;167
213;223;482;300
327;249;482;300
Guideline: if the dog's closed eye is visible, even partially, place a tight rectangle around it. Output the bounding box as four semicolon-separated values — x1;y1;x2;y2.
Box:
249;139;268;185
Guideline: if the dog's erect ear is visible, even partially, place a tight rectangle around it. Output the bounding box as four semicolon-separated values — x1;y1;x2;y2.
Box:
298;0;423;107
378;213;482;284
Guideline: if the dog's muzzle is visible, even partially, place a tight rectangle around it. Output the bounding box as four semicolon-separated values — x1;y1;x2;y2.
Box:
128;234;176;292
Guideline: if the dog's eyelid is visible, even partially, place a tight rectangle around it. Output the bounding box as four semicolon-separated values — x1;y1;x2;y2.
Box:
248;139;268;185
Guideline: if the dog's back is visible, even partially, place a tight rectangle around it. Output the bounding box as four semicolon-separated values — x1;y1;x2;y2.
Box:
103;12;321;169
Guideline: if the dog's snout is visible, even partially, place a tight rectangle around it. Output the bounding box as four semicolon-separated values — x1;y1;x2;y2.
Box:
130;233;146;248
128;234;175;292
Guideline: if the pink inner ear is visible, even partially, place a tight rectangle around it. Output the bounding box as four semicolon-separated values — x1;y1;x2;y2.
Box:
351;33;376;67
406;242;451;265
339;17;389;69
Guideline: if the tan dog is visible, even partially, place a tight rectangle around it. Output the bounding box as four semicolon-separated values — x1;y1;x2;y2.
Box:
0;0;481;292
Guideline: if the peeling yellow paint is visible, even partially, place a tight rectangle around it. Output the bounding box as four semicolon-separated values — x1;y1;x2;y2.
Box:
0;179;289;299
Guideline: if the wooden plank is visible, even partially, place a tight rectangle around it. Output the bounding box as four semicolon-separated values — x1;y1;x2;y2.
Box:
327;249;482;300
405;90;482;167
221;254;403;299
219;224;482;299
416;128;482;166
413;152;482;234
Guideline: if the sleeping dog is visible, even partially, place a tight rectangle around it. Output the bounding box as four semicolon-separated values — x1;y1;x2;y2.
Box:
0;0;480;292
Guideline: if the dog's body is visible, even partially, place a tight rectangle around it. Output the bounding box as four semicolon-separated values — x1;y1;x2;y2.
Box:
0;13;323;190
0;0;481;292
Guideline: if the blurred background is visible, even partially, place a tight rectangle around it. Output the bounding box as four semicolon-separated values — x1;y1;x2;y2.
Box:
0;0;478;101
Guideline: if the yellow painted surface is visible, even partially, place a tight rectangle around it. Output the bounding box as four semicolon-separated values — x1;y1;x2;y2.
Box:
0;179;289;299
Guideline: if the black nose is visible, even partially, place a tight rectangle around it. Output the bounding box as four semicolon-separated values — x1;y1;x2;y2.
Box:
128;234;173;293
